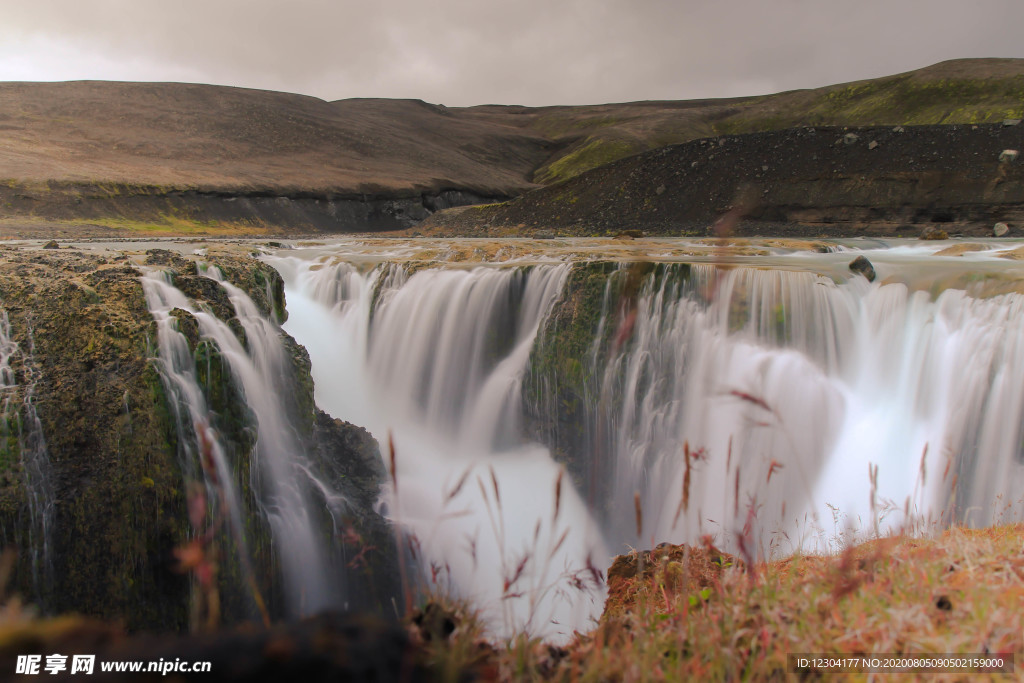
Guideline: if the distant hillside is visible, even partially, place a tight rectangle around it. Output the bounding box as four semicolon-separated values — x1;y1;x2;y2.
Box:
516;58;1024;184
422;123;1024;238
0;58;1021;234
0;82;548;195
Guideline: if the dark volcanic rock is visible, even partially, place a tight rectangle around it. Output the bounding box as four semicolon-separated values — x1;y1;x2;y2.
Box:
423;124;1024;238
310;411;402;613
848;255;876;282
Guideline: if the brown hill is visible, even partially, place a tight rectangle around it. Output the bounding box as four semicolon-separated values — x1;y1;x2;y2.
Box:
0;82;547;195
0;58;1021;234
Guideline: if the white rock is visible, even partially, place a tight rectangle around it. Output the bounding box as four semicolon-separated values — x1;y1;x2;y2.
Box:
868;140;879;150
843;133;860;145
994;222;1010;237
1003;119;1021;127
999;149;1020;163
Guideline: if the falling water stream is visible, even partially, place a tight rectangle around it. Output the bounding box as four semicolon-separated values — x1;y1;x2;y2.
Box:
265;238;1024;640
0;313;55;605
141;266;347;619
270;256;607;639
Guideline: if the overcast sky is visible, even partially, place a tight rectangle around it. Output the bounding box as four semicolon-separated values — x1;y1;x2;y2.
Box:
1;0;1022;107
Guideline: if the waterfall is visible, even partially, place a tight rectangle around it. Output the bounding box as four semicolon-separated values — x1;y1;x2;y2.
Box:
271;256;608;642
141;267;347;618
266;240;1024;639
565;262;1024;555
0;313;55;604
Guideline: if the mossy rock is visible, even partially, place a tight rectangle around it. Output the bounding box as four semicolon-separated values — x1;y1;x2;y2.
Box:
0;253;191;629
174;274;236;323
144;249;197;273
169;308;200;348
603;543;743;621
524;261;692;518
0;247;401;629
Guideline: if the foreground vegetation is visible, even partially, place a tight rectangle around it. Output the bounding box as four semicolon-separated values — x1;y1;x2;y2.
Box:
417;524;1023;681
1;522;1019;679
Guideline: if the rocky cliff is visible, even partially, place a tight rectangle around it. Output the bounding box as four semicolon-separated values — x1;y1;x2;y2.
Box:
0;244;397;630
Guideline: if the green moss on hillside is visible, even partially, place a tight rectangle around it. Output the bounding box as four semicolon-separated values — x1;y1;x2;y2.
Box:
534;137;646;184
532;71;1024;183
713;75;1024;135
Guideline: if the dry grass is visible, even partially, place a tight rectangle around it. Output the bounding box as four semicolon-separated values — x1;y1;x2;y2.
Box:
413;523;1024;681
95;216;269;236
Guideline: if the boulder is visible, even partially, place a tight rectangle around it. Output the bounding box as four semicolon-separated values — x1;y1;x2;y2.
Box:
848;255;876;282
843;133;860;146
999;149;1019;163
920;226;949;241
144;248;194;270
603;543;743;621
42;240;59;249
994;222;1010;237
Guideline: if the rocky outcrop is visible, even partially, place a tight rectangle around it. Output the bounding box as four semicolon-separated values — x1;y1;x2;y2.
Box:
0;245;398;630
848;255;876;282
523;261;688;523
603;543;742;622
0;183;510;234
0;247;189;629
523;262;620;497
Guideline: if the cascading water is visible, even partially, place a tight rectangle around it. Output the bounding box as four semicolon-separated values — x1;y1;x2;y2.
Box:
576;261;1024;556
263;238;1024;640
141;266;348;618
271;255;608;641
0;313;55;604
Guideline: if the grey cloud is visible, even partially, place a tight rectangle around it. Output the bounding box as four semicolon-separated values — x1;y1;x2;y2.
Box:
1;0;1023;105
